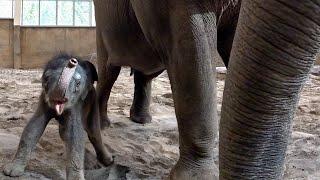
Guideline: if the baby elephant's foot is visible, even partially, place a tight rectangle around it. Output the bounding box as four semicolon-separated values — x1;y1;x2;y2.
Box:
130;108;152;124
67;169;85;180
100;114;111;129
98;153;114;166
169;160;218;180
3;161;26;177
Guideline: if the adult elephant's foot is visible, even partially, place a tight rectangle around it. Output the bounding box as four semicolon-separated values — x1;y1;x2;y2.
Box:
3;161;27;177
100;114;111;129
130;108;152;124
169;159;218;180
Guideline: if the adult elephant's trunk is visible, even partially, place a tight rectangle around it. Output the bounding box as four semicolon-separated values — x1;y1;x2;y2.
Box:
220;1;320;179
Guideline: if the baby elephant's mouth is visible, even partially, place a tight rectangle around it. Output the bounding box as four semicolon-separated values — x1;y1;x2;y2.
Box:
52;99;67;115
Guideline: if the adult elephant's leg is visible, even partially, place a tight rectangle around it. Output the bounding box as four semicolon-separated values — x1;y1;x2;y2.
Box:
130;70;152;124
220;1;320;179
130;69;163;124
130;1;218;178
96;63;121;128
167;8;218;180
96;31;121;128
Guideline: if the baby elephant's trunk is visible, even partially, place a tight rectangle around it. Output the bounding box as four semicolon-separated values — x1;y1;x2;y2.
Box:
52;58;78;114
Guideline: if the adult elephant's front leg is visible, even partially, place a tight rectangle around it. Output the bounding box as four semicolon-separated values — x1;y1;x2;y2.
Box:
167;11;218;180
220;0;320;179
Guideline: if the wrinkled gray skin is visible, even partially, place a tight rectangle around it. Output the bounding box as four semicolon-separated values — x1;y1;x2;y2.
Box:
94;0;320;179
95;0;239;126
3;54;113;180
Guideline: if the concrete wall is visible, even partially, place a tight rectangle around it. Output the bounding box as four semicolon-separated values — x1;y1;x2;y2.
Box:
0;19;14;68
20;27;96;69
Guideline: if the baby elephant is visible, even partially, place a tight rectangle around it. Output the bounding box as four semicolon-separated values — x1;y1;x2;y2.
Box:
3;54;113;179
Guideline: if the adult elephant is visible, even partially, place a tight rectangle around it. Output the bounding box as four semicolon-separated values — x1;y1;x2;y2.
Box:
94;0;320;179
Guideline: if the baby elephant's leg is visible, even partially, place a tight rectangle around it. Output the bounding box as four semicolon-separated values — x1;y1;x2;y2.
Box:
59;123;66;142
86;102;113;166
64;111;86;180
3;104;50;177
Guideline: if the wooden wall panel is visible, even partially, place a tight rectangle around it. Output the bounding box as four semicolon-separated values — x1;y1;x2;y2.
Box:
20;27;96;69
0;19;14;68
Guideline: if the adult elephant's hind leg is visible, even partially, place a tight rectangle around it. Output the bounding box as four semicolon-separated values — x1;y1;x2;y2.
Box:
130;70;152;124
97;64;120;129
96;31;121;129
130;69;163;124
167;10;218;180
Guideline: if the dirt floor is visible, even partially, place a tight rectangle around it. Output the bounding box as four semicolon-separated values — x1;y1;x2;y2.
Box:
0;67;319;180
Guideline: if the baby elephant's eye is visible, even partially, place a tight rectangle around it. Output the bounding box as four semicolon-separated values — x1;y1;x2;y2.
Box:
73;73;82;92
75;80;81;92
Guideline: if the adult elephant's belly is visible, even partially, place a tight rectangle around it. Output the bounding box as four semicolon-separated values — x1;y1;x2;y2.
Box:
103;29;165;75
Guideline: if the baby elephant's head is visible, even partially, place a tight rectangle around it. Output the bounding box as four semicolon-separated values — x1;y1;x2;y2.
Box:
42;54;98;115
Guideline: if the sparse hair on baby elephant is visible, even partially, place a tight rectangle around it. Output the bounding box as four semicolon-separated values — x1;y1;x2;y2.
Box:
3;54;113;179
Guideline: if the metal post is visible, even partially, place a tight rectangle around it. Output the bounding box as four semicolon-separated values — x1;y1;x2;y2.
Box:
89;0;92;26
38;0;40;25
13;0;22;69
56;0;58;25
14;0;21;26
72;0;75;26
12;0;14;18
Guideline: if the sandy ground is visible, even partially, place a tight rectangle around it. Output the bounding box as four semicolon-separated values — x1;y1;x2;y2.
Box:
0;67;319;179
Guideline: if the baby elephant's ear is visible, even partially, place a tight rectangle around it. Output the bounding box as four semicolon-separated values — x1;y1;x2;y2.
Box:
83;61;98;82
